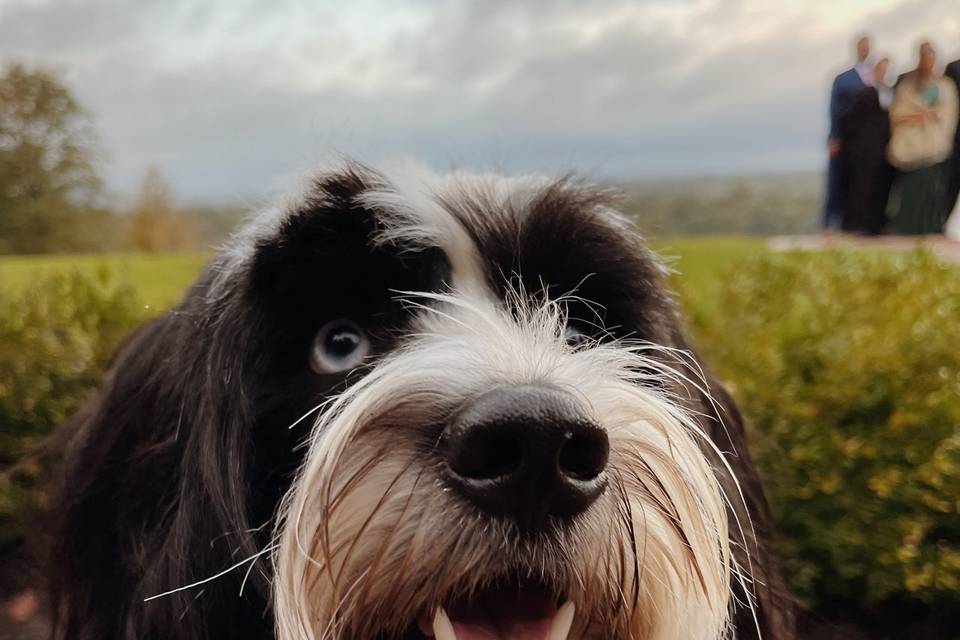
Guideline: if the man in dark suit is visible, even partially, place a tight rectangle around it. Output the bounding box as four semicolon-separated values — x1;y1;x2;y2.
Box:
944;56;960;218
822;35;872;231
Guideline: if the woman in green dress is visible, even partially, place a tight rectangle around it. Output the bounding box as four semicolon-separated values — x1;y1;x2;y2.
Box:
887;42;959;234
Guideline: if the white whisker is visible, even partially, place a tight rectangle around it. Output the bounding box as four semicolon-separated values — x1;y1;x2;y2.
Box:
144;544;278;602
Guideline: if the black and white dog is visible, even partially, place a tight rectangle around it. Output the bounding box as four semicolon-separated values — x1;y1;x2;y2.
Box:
47;160;795;639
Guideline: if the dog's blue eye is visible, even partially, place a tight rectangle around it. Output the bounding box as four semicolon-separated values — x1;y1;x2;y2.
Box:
309;319;370;374
564;324;591;348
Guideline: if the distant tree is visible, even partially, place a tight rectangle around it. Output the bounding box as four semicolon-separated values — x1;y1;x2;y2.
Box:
0;64;105;253
179;203;247;247
619;180;819;237
128;167;194;252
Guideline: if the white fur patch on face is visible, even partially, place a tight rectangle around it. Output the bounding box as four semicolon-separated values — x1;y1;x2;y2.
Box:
354;159;496;296
271;284;740;640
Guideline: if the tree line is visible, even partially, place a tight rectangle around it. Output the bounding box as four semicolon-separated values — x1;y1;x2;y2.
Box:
0;64;243;255
1;62;822;255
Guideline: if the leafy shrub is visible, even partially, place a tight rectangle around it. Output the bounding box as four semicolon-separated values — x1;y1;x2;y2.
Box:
685;249;960;611
2;246;958;631
0;268;143;546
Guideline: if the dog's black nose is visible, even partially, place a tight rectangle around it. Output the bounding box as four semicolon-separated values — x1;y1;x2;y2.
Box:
441;385;609;527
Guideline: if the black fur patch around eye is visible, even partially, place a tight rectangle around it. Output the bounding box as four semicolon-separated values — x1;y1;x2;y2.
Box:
440;179;674;345
248;172;450;371
241;171;452;541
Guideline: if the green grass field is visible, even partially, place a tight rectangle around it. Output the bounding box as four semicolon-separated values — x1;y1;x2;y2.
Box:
0;252;211;310
0;237;768;312
654;236;767;313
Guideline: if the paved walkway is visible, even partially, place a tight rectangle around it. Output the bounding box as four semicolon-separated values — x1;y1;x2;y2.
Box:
768;234;960;264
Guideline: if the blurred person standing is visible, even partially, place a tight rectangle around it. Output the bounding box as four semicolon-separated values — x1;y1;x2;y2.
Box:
841;57;895;235
823;35;873;232
887;42;959;235
943;54;960;221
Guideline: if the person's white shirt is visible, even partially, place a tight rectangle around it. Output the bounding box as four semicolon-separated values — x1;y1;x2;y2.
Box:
946;197;960;240
855;60;875;87
877;84;894;110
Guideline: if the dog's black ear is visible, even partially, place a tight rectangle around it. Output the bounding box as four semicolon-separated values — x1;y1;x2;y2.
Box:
669;329;798;640
700;379;798;639
47;280;272;640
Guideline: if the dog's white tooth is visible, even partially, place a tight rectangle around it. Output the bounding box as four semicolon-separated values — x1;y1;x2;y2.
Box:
432;607;458;640
548;601;576;640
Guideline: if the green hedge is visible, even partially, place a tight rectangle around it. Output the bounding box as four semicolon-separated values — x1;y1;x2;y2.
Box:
685;249;960;610
1;250;958;623
0;268;143;546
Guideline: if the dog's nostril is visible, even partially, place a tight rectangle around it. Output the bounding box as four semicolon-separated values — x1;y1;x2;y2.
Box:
558;428;609;481
448;430;523;480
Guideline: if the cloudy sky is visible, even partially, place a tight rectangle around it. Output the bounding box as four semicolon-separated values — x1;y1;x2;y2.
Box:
2;0;959;202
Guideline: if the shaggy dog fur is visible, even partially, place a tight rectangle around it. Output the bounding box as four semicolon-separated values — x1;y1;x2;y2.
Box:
46;160;796;640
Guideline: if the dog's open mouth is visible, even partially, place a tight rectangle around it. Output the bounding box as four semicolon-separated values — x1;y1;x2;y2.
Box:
405;579;575;640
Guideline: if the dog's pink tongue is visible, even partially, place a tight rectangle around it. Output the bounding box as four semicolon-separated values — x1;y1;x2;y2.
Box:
420;587;558;640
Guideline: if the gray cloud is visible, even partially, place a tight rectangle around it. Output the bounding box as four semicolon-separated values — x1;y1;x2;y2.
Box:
1;0;958;202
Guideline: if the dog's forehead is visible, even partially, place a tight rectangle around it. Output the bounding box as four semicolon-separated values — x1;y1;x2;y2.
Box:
216;161;670;322
358;161;639;292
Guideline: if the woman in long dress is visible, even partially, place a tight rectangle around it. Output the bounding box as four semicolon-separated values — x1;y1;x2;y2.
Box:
841;57;895;235
887;42;959;235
